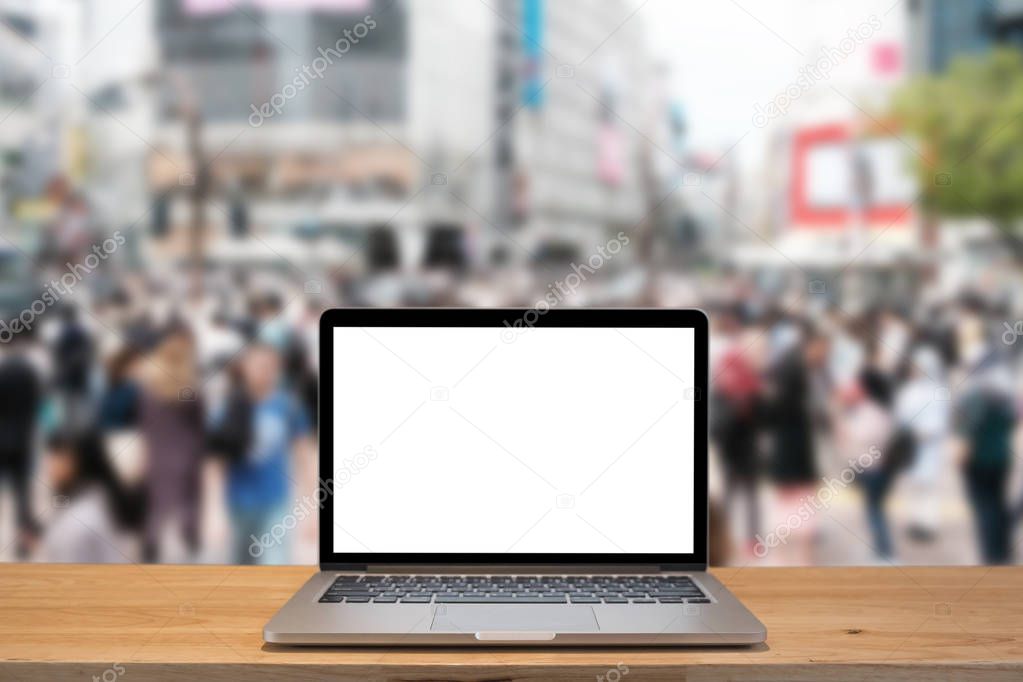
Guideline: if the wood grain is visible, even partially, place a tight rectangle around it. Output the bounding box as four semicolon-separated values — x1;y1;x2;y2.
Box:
0;564;1020;681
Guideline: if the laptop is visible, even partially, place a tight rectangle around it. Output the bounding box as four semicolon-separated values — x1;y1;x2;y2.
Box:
264;307;766;645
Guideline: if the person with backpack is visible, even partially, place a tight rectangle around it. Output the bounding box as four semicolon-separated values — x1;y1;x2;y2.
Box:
953;353;1017;564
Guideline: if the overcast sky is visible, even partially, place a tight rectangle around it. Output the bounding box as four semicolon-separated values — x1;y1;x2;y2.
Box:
641;0;907;168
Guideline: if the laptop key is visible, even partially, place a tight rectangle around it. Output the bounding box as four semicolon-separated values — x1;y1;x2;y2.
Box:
372;597;397;603
688;598;711;604
344;597;370;603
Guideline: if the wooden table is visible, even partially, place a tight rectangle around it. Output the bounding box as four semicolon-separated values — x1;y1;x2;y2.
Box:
0;564;1020;681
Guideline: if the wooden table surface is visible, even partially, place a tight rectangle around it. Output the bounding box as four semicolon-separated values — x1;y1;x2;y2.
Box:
0;564;1020;681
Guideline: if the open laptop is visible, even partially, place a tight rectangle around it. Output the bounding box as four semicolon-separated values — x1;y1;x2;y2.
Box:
264;307;766;645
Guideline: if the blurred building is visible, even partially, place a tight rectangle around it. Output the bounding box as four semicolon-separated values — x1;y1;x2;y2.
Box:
92;0;661;278
0;6;48;184
0;0;82;249
908;0;1023;73
732;4;923;310
498;0;654;267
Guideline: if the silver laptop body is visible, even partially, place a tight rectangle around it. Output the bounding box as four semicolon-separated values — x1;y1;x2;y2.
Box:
264;308;766;646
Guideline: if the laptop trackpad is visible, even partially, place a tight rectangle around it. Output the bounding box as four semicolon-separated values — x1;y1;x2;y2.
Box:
430;605;599;633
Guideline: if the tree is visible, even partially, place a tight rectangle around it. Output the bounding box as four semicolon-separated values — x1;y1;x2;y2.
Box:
891;48;1023;255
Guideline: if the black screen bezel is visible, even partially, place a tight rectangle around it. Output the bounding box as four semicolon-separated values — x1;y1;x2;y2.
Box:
318;307;708;569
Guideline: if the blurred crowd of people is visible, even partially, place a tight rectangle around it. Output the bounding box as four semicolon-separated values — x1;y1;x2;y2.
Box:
2;196;1023;568
711;291;1021;565
0;247;320;563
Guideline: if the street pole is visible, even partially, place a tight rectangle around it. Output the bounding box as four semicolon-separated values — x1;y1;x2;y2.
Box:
185;106;206;301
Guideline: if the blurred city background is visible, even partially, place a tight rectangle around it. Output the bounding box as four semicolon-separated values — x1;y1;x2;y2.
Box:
1;0;1023;566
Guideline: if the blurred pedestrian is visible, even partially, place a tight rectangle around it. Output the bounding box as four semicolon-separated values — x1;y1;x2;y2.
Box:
37;431;142;563
209;343;314;565
52;305;96;432
837;381;894;561
711;308;762;554
894;345;950;543
138;321;204;561
859;338;894;409
53;192;93;265
251;292;292;351
877;308;910;375
99;346;145;486
99;346;142;430
763;322;819;564
953;352;1017;564
0;332;43;557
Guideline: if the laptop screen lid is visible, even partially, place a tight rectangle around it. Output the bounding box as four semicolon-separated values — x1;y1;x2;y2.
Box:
318;308;708;569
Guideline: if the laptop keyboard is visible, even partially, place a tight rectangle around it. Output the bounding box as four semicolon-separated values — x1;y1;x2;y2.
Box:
318;575;710;604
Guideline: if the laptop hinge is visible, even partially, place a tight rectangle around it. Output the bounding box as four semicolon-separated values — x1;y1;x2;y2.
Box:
320;563;367;572
660;563;708;572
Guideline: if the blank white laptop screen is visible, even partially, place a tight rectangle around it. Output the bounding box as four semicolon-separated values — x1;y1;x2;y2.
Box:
331;326;695;554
